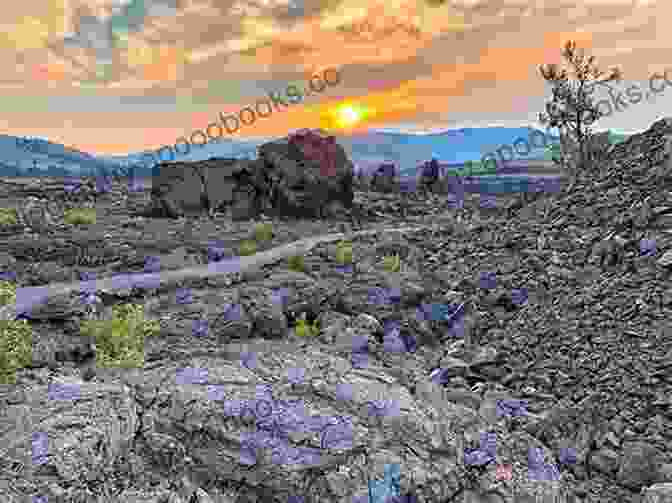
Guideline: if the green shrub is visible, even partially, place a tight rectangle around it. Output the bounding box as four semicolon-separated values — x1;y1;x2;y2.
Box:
382;253;401;273
287;254;305;272
295;317;320;337
63;208;96;225
0;280;16;305
239;239;257;256
336;240;353;265
80;303;159;369
254;222;273;242
0;319;32;384
0;208;18;226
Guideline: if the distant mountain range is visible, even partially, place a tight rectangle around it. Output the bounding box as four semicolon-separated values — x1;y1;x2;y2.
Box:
0;127;571;179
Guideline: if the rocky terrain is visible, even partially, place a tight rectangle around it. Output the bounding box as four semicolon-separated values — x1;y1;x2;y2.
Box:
0;121;671;503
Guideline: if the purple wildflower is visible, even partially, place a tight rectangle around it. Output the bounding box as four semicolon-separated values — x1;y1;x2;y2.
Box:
400;332;417;353
464;448;494;466
192;319;208;337
559;447;577;465
240;351;256;370
176;288;193;304
47;383;80;401
511;288;528;306
287;367;305;385
144;256;161;273
31;432;48;465
219;303;239;321
640;239;656;257
430;368;450;385
176;367;209;385
479;271;496;289
383;321;406;353
0;270;17;281
479;194;496;208
207;243;226;263
367;399;400;417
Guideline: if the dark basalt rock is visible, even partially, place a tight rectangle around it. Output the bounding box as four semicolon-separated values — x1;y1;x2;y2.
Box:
145;129;355;220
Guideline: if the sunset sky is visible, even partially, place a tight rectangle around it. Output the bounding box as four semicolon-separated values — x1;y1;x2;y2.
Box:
2;0;671;156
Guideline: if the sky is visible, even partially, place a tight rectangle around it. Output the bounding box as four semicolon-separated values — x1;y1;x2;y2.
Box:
1;0;671;156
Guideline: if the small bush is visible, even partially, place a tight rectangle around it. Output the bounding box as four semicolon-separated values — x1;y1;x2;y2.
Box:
336;240;353;265
63;208;96;225
0;318;32;384
254;222;273;242
287;254;305;272
0;208;18;226
239;239;257;256
0;280;16;305
80;303;159;369
295;317;320;337
382;253;401;273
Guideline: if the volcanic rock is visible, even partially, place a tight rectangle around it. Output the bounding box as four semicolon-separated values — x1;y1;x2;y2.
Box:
146;129;355;219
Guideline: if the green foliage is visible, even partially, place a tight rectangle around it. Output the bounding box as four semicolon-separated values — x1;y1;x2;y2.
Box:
287;254;305;272
239;239;257;256
254;222;273;242
0;318;32;384
382;253;401;273
0;280;16;305
63;207;97;225
295;317;320;337
336;239;353;265
79;303;159;369
0;208;18;226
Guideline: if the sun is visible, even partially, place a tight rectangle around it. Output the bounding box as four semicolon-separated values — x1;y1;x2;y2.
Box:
336;105;365;128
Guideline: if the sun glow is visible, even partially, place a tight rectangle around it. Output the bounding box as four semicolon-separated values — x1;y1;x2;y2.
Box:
337;105;365;128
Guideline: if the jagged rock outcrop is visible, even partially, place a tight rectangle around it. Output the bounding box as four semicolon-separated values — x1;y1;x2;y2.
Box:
371;163;397;193
145;129;355;220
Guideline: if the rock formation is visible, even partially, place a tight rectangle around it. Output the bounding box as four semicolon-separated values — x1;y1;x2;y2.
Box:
146;129;355;220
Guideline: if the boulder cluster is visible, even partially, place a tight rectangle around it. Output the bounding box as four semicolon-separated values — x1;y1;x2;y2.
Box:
146;128;355;220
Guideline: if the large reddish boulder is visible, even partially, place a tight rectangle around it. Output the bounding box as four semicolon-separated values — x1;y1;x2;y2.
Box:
146;129;355;219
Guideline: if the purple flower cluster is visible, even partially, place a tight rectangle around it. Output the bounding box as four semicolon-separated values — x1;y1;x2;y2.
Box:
640;238;657;256
206;388;354;465
559;447;577;466
528;447;560;481
240;351;257;370
496;399;529;417
47;383;81;401
464;432;497;466
192;319;208;337
271;287;291;308
368;287;401;306
78;271;98;305
95;176;112;193
0;270;17;281
176;288;193;304
479;271;497;289
383;320;417;353
416;302;465;339
175;367;209;385
31;431;48;465
207;242;227;263
430;368;451;385
351;334;369;368
144;256;161;273
511;288;528;306
63;177;82;194
367;399;400;418
479;194;497;208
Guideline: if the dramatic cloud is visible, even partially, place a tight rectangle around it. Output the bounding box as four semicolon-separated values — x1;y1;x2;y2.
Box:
1;0;671;154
